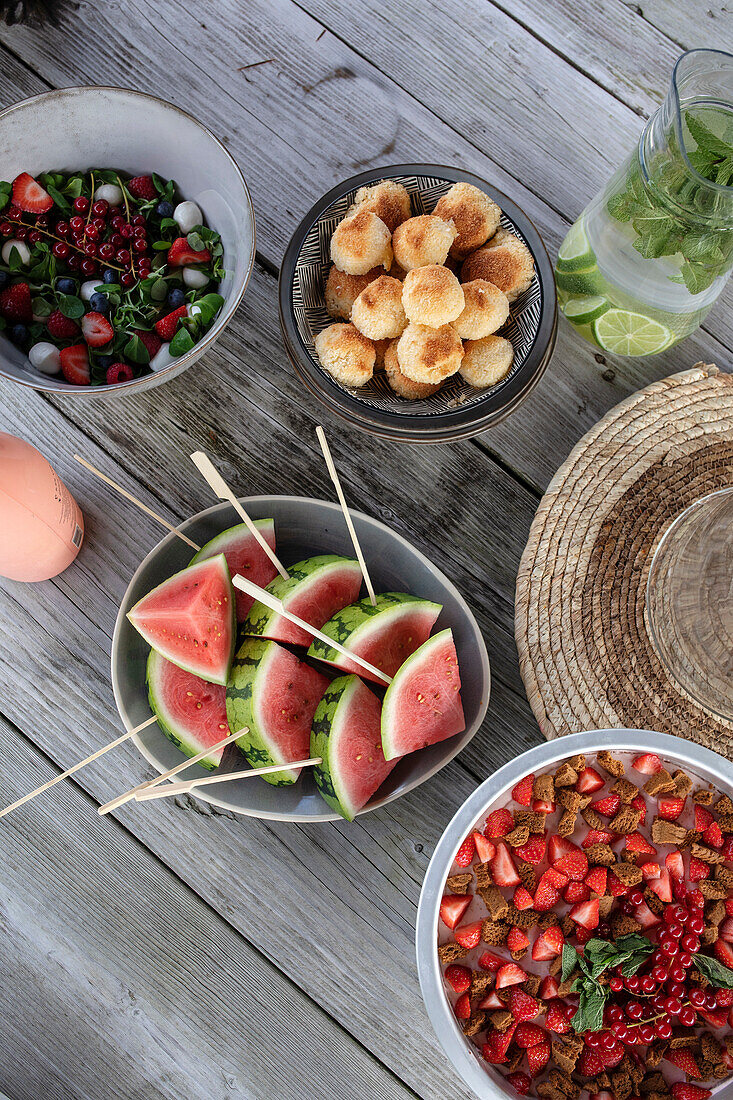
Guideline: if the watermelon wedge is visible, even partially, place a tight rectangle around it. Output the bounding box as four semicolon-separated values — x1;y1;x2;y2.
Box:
311;675;398;820
307;592;442;685
243;554;363;646
128;553;236;686
381;628;464;760
226;637;330;785
191;520;278;622
147;650;230;769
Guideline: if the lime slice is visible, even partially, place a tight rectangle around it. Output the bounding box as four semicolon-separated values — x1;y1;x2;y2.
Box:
563;295;609;326
555;267;605;296
556;221;596;272
592;309;673;356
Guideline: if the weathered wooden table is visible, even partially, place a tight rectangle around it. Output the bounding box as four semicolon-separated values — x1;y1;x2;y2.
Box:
0;3;729;1098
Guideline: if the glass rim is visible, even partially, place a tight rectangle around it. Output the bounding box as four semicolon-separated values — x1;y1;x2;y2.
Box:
671;48;733;197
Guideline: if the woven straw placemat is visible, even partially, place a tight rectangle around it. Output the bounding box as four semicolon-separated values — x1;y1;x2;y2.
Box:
515;363;733;758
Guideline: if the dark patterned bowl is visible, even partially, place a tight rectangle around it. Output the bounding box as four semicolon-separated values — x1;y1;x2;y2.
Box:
279;164;557;443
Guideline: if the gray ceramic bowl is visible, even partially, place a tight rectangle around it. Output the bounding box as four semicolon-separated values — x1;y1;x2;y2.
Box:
0;86;255;394
416;729;733;1100
111;495;490;821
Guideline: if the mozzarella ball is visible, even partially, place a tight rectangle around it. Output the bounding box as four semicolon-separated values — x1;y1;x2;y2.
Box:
149;343;173;372
452;279;509;340
391;215;457;271
173;200;203;234
2;240;30;265
401;264;464;327
350;275;407;340
461;230;535;302
384;338;440;399
459;335;514;388
396;322;463;384
350;179;411;232
94;183;123;205
314;322;375;387
182;267;210;289
28;341;61;375
433;182;501;259
330;210;392;275
324;264;382;320
80;279;102;301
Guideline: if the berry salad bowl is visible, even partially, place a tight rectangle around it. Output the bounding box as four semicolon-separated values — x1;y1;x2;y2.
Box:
0;86;255;394
416;729;733;1100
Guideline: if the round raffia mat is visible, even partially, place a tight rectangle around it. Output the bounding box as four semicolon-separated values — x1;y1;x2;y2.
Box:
515;363;733;759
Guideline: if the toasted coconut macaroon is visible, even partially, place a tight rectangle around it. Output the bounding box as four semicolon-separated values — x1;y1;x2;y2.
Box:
461;231;535;302
452;279;510;340
459;335;514;388
392;215;458;271
324;265;383;320
314;323;376;387
350;275;407;340
350;179;412;233
433;182;501;259
330;210;393;275
396;322;464;384
401;264;465;327
384;339;441;399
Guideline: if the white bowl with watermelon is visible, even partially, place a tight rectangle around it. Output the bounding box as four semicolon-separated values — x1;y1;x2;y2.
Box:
112;495;490;821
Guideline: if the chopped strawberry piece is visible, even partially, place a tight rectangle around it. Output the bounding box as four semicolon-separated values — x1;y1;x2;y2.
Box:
658;795;686;821
576;766;604;793
532;798;556;814
547;835;577;863
454;991;471;1019
726;897;733;917
555;848;588;881
584;867;607;895
625;831;656;855
575;925;593;944
490;840;521;887
698;1005;728;1028
478;990;504;1010
454;833;476;867
128;175;156;200
167;236;211;266
607;871;628;896
482;1021;517;1064
473;831;495;864
511;773;534;806
0;281;32;322
591;793;621;816
545;1001;571;1033
485;807;514;838
534;873;561;912
514;1022;544;1047
665;851;685;880
714;939;733;971
631;793;647;823
602;1044;624;1070
634;899;661;928
582;828;615;849
495;962;528;989
720;917;733;942
507;925;529;953
478;951;504;972
532;926;564;961
563;881;590;904
569;898;599;929
513;886;536;911
526;1037;551;1077
670;1086;711;1100
508;988;540;1021
506;1071;531;1095
544;867;569;889
539;975;560;1000
439;893;471;930
641;861;661;879
716;987;733;1005
666;1049;702;1076
695;806;714;831
81;310;114;347
720;836;733;862
59;343;90;385
444;963;472;993
515;833;547;864
454;920;482;949
632;753;661;774
11;171;53;213
689;857;711;882
577;1045;606;1077
704;821;724;849
154;304;188;340
648;867;672;903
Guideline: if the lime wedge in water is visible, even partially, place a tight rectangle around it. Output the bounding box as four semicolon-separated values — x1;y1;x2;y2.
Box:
592;309;673;356
563;295;609;326
556;221;596;272
555;266;604;295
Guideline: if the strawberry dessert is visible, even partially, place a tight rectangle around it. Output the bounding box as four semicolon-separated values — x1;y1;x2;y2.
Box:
0;169;224;385
437;749;733;1100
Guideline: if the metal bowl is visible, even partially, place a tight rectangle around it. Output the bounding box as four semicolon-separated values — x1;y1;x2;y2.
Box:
416;728;733;1099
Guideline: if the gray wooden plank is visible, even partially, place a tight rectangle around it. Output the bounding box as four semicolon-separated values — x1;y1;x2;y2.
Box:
634;0;732;50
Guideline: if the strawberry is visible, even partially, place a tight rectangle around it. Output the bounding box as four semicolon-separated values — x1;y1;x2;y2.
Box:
720;836;733;862
439;893;471;930
666;1049;701;1076
626;831;656;856
689;858;710;881
534;876;561;913
495;962;528;989
648;868;672;903
584;867;607;895
632;753;661;774
641;861;661;879
532;926;564;961
720;916;733;942
698;1005;728;1028
11;171;53;213
133;328;162;360
575;925;593;944
514;1022;544;1047
0;281;32;322
81;310;113;347
59;344;90;385
539;975;560;1000
532;798;556;814
569;898;599;929
555;849;589;882
577;1045;605;1077
168;236;211;266
714;939;733;971
607;871;628;896
478;951;504;972
544;867;569;889
507;925;529;953
526;1037;551;1077
704;822;724;849
512;773;535;806
454;991;471;1019
591;793;621;816
515;833;547;864
582;828;615;849
547;835;578;863
482;1021;516;1064
634;899;661;928
666;851;685;880
695;806;714;831
485;807;514;838
478;990;504;1010
513;886;536;911
46;309;79;338
715;986;733;1004
444;964;472;994
670;1086;711;1100
473;831;495;864
658;796;686;821
454;921;482;950
454;833;476;867
602;1044;624;1070
127;175;156;200
106;362;134;385
631;793;647;823
563;882;590;904
545;1001;570;1033
154;304;188;340
726;897;733;917
490;841;521;887
508;988;540;1021
506;1071;531;1095
576;766;604;793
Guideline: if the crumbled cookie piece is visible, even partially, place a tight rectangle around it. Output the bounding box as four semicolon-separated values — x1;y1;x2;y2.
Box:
567;754;585;772
610;1069;632;1100
715;793;733;816
598;895;614;919
538;912;560;930
438;942;468;964
642;1070;670;1091
490;1009;514;1031
533;773;555;803
557;788;590;814
702;923;718;946
718;814;733;833
505;825;531;847
701;1032;724;1067
705;899;726;926
609;805;642;834
483;885;509;921
644;768;676;796
446;872;472;894
597;750;625;777
516;859;537;893
692;787;715;805
646;1042;667;1068
691;843;724;863
700;879;727;900
558;809;577;838
611;862;643;886
611;913;641;938
715;864;733;889
644;888;665;915
585;843;616;865
673;770;693;798
611;776;638;803
680;829;701;849
525;973;541;998
552;1036;583;1075
475;862;493;891
481;918;509;945
651;818;687;845
553;762;578;788
505;905;539;930
548;1069;579;1099
514;810;547;834
582;806;606;830
462;1010;487;1037
560;914;575;937
470;971;493;998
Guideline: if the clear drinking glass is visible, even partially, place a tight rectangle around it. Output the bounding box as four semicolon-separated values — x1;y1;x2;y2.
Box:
646;487;733;722
555;49;733;356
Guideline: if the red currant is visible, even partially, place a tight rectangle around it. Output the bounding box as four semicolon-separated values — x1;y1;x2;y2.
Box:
55;220;70;237
609;976;623;992
27;229;41;243
626;1001;643;1020
6;205;20;220
133;224;147;238
664;996;682;1015
641;976;656;994
689;989;706;1008
659;936;678;957
70;215;85;232
678;951;693;969
73;195;90;213
110;233;124;249
656;1018;673;1039
0;221;11;236
120;223;134;238
132;238;147;253
611;1021;628;1040
80;259;97;276
99;243;115;260
120;271;135;288
670;964;686;982
52;241;70;258
84;241;98;257
116;249;130;265
628;889;644;906
92;200;109;217
688;914;704;934
85;224;100;241
679;1005;697;1027
638;1023;655;1043
67;254;80;271
652;965;668;984
131;213;146;227
36;215;49;229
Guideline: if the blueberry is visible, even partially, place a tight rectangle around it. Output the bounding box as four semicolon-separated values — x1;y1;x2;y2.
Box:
167;287;186;309
102;268;117;284
156;201;173;219
0;271;9;290
90;292;109;314
11;323;27;344
56;277;77;295
97;354;115;369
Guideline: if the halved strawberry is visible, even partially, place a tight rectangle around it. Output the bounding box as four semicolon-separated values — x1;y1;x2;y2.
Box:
490;841;521;887
495;962;528;989
582;828;615;849
670;1086;711;1100
716;987;733;1005
601;1044;624;1070
513;886;536;911
555;849;589;882
454;991;471;1019
128;175;156;200
506;1071;531;1095
634;899;661;928
482;1021;517;1064
507;926;529;953
626;831;656;856
720;836;733;862
563;882;590;904
631;793;647;823
641;861;661;879
695;806;714;831
666;1049;701;1076
545;1001;570;1033
11;172;53;213
698;1005;728;1028
473;831;495;864
444;963;472;993
508;988;540;1021
726;897;733;917
532;798;556;814
607;871;628;897
591;793;621;817
539;975;560;1000
569;898;599;929
714;939;733;971
689;857;711;882
485;807;514;838
577;1045;606;1077
704;821;724;849
576;766;604;793
720;917;733;942
648;867;672;903
81;310;114;347
454;833;476;867
632;753;661;774
59;343;90;385
534;874;561;913
544;867;569;889
547;835;578;863
439;893;471;930
515;833;547;865
526;1037;551;1077
154;304;188;340
168;236;211;266
532;926;564;961
0;281;32;322
514;1022;544;1047
584;867;607;895
454;920;482;949
478;989;504;1010
511;773;534;806
666;851;685;880
658;796;686;821
478;951;504;972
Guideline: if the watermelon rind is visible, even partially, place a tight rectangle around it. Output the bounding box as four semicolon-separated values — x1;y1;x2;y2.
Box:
146;649;228;770
128;553;236;686
307;592;442;682
243;554;362;645
190;520;277;623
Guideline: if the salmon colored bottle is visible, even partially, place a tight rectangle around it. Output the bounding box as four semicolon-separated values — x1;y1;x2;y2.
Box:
0;433;84;582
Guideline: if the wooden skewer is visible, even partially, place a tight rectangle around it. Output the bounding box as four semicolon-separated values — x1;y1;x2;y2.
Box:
316;425;377;606
74;455;200;551
232;574;392;685
97;726;249;815
135;757;322;801
0;715;158;820
190;451;289;579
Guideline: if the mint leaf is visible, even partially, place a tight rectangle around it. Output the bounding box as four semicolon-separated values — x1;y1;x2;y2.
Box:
693;954;733;988
572;987;609;1033
680;260;717;295
681;231;726;264
685;113;733;161
561;943;579;982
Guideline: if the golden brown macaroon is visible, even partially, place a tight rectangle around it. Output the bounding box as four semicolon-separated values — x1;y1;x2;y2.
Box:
396;322;464;384
452;279;509;340
459;335;514;388
392;215;458;271
350;275;407;340
383;339;441;399
433;182;501;259
350;179;411;233
401;264;465;327
314;323;375;387
461;231;535;302
324;265;382;320
330;210;393;275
